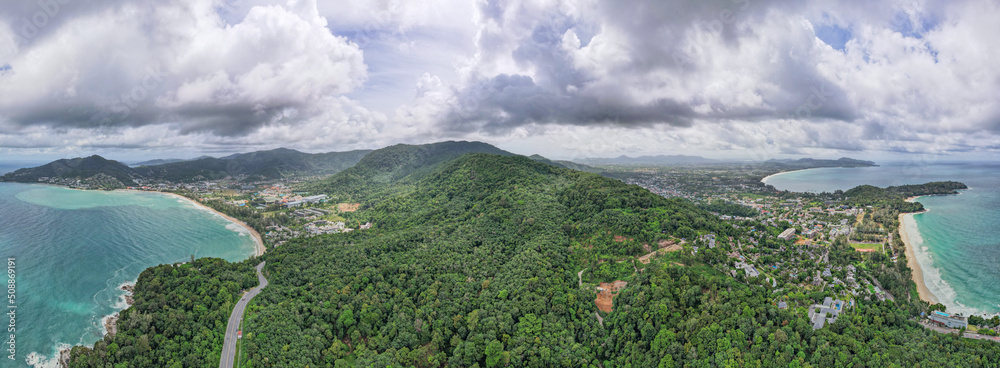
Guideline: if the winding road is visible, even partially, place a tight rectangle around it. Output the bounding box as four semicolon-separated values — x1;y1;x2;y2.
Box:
220;261;268;368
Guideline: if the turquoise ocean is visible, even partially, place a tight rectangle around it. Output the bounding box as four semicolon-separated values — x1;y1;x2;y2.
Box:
0;183;257;367
764;161;1000;317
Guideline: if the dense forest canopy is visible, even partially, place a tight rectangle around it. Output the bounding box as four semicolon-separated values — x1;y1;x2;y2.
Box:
68;152;998;368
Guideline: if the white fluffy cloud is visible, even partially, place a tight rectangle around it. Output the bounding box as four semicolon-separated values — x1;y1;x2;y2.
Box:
1;0;999;159
0;0;369;142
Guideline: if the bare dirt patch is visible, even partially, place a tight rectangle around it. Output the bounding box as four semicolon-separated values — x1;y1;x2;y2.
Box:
337;203;361;212
638;240;684;264
594;280;628;312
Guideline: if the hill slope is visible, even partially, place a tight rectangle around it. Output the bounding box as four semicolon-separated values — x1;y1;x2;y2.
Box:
528;154;603;173
133;148;371;182
306;141;515;199
0;155;135;188
67;153;1000;368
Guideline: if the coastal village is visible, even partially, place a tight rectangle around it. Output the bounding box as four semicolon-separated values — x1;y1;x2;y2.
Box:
19;159;999;367
611;165;1000;338
94;167;1000;341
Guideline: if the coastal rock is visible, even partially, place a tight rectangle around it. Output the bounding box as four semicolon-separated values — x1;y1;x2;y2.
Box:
104;314;118;336
59;348;71;368
121;283;135;305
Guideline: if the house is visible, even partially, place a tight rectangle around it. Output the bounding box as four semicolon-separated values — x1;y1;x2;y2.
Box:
809;298;848;329
778;301;788;309
778;228;796;240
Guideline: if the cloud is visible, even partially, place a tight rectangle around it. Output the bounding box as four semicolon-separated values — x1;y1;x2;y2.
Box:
0;0;366;137
1;0;1000;158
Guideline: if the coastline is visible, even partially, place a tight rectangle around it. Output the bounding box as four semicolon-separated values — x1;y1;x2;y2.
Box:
156;191;266;257
899;196;938;304
760;168;818;183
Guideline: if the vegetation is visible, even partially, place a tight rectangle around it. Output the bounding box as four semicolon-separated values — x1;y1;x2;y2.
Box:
843;181;967;213
2;148;372;186
133;148;372;182
66;148;998;367
698;201;760;218
68;258;260;367
0;155;135;187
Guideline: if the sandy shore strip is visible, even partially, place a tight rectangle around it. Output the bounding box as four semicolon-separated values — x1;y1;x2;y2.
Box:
760;168;815;183
120;190;266;257
166;192;266;257
899;196;938;304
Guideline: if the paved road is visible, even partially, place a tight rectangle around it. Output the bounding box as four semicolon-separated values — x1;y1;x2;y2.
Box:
220;261;268;368
919;320;1000;343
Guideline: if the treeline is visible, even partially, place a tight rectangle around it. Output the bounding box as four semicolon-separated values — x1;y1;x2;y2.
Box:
698;201;760;218
843;181;967;214
69;154;1000;367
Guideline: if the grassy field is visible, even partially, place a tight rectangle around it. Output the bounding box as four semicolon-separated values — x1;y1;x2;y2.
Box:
850;243;882;252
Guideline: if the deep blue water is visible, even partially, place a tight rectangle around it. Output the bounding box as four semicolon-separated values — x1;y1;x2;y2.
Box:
0;184;256;367
765;162;1000;317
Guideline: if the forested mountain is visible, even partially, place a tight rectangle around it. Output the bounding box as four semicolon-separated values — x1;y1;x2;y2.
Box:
133;148;372;182
843;181;968;212
305;141;515;200
0;155;136;187
2;148;373;185
130;158;199;166
527;154;602;173
68;152;1000;367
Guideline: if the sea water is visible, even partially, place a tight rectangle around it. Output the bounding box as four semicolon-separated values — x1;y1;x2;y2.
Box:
0;183;257;367
764;161;1000;317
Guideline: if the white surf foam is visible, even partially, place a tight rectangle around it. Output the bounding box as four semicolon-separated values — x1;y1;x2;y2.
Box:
26;343;73;368
904;213;989;317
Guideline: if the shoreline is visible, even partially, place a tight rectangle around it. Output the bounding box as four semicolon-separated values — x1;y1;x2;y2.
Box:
760;168;815;183
899;196;938;304
129;190;266;257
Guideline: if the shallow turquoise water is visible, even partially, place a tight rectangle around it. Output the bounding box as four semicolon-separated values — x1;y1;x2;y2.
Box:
0;184;256;367
765;162;1000;317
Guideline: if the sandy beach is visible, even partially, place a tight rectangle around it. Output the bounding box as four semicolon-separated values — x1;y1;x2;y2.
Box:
121;190;266;257
760;168;814;183
899;196;938;304
167;192;266;257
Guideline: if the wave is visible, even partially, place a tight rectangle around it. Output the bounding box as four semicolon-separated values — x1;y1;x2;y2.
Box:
26;343;73;368
226;223;249;236
905;214;998;318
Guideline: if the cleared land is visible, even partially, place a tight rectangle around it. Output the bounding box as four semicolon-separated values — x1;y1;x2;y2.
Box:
337;203;361;212
850;243;881;253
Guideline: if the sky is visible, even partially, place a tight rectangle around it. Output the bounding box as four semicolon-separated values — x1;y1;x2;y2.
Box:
0;0;998;163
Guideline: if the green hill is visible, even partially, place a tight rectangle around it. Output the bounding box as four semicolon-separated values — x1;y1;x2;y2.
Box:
306;141;515;200
67;152;1000;368
0;155;136;188
528;154;603;173
132;148;371;182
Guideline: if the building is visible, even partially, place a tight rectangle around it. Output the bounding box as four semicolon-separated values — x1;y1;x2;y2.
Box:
285;194;329;208
809;297;849;329
929;311;968;329
778;228;797;240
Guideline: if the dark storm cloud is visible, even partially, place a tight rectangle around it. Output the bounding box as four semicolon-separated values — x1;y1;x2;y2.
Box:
1;0;129;43
441;0;862;135
444;73;696;133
